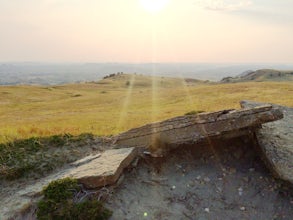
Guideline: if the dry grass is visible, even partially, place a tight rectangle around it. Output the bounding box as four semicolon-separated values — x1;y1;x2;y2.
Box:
1;74;292;142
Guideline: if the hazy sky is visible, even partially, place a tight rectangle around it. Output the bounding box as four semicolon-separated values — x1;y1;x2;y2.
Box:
1;0;293;63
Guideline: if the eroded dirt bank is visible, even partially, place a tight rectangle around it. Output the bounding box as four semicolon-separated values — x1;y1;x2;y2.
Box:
106;136;293;220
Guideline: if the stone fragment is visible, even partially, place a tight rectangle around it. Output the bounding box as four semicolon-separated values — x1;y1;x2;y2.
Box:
241;100;293;184
204;208;210;213
68;147;137;188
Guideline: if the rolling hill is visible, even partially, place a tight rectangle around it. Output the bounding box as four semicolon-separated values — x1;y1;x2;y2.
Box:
1;73;293;142
221;69;293;83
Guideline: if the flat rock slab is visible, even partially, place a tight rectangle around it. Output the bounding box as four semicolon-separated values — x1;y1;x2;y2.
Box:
241;100;293;184
67;147;137;188
113;105;283;156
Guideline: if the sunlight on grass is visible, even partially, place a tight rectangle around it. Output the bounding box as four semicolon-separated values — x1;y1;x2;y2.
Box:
151;73;159;122
116;74;136;132
0;74;293;142
179;75;193;109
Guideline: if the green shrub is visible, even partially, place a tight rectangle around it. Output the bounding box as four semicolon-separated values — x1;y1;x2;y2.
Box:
37;178;112;220
42;178;79;202
46;135;67;147
71;200;113;220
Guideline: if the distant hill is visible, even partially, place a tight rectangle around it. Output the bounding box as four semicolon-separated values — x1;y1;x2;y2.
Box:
2;63;293;85
98;73;209;88
221;69;293;83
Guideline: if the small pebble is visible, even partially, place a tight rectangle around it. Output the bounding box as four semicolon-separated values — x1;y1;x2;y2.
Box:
238;187;243;196
171;185;176;190
204;208;210;213
240;206;246;211
216;187;222;193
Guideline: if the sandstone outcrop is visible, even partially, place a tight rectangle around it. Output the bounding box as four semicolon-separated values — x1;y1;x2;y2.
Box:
113;105;283;156
241;100;293;184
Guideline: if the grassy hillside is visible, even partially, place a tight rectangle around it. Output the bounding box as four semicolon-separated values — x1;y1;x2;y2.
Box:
1;73;293;142
221;69;293;83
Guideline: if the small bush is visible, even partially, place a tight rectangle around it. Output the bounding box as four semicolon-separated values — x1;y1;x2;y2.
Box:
72;94;82;97
184;110;205;115
12;137;43;152
46;135;68;147
37;178;112;220
71;200;113;220
42;178;79;202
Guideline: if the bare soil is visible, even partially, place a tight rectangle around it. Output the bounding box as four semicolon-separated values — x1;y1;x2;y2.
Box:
4;135;293;220
106;136;293;220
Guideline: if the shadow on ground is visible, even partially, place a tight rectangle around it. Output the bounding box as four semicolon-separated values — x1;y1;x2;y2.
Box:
106;136;293;220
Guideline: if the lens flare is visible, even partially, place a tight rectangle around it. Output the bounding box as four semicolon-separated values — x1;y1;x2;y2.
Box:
139;0;170;13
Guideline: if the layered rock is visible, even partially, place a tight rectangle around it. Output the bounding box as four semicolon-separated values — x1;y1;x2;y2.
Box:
241;100;293;184
113;105;283;156
68;147;137;188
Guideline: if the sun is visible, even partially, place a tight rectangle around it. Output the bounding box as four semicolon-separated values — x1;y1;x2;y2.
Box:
139;0;170;13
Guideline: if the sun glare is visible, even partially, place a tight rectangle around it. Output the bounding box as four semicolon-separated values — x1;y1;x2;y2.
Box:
139;0;170;13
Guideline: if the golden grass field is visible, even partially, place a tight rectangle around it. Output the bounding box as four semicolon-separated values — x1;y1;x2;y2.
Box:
1;74;293;143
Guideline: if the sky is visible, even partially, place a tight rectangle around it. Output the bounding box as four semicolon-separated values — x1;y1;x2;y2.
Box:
0;0;293;63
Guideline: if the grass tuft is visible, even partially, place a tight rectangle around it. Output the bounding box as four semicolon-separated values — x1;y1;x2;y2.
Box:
0;133;96;180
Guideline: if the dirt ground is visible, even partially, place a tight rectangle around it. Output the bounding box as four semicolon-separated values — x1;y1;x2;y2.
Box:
105;136;293;220
5;135;293;220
